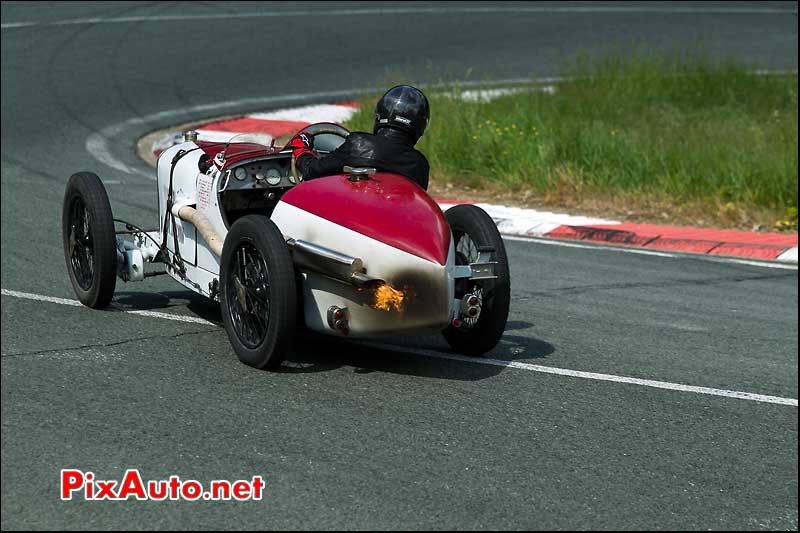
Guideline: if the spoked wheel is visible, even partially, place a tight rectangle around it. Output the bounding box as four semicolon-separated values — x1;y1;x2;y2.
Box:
220;215;296;370
227;242;272;348
442;204;510;356
62;172;117;308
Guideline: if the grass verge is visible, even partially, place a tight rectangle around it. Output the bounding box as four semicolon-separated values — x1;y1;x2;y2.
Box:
345;52;798;230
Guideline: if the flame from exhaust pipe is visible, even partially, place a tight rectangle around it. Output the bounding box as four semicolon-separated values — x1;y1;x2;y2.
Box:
370;283;408;312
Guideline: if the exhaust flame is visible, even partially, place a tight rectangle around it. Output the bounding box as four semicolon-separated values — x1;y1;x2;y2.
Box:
371;283;407;312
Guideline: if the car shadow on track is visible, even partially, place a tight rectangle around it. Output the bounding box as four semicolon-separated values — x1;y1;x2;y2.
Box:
278;337;496;381
279;325;555;382
494;320;556;362
113;291;555;381
113;290;223;323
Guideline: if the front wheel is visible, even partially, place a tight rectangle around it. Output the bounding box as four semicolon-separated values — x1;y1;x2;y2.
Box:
442;204;510;356
62;172;118;308
220;215;297;370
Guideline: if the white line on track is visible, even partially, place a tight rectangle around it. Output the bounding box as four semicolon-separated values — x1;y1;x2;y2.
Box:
2;288;796;407
1;289;215;326
2;5;796;28
503;235;800;270
1;22;36;29
359;342;798;407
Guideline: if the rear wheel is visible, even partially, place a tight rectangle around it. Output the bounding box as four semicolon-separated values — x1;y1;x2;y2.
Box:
442;205;510;355
220;215;296;369
62;172;117;308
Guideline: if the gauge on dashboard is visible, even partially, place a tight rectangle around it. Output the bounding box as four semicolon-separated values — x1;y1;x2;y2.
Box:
265;167;282;186
234;167;248;181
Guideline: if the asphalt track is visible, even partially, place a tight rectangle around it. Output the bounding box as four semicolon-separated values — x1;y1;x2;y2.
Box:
1;1;797;530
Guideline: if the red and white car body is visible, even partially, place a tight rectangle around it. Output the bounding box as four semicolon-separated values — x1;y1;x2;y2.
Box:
150;129;470;338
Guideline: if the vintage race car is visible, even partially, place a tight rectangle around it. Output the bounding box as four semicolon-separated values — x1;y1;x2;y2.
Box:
62;123;510;369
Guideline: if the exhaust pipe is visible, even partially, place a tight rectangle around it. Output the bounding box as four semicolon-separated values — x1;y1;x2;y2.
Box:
458;293;482;321
171;204;224;257
285;238;384;288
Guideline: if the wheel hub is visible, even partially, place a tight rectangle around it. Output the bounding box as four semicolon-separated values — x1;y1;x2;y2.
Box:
234;275;248;310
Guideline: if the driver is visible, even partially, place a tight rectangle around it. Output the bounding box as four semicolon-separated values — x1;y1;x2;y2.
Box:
290;85;431;190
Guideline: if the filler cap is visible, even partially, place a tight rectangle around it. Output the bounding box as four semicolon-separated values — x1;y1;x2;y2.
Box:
343;166;376;182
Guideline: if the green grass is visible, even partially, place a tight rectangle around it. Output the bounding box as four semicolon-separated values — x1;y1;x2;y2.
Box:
345;51;798;229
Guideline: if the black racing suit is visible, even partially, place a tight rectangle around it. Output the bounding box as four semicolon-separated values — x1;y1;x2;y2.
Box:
295;128;430;190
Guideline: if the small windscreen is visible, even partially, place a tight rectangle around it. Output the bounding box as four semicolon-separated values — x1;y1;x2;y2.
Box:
313;132;347;153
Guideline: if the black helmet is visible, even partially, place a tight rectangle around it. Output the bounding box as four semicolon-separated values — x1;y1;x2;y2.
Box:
373;85;430;143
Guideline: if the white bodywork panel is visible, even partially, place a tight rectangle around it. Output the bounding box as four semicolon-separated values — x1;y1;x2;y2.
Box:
157;142;226;289
271;201;456;337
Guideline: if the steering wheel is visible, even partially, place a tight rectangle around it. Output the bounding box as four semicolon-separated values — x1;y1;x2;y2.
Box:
290;123;350;183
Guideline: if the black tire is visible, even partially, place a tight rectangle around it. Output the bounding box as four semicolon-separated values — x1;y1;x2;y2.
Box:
442;204;510;355
220;215;296;370
62;172;117;308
